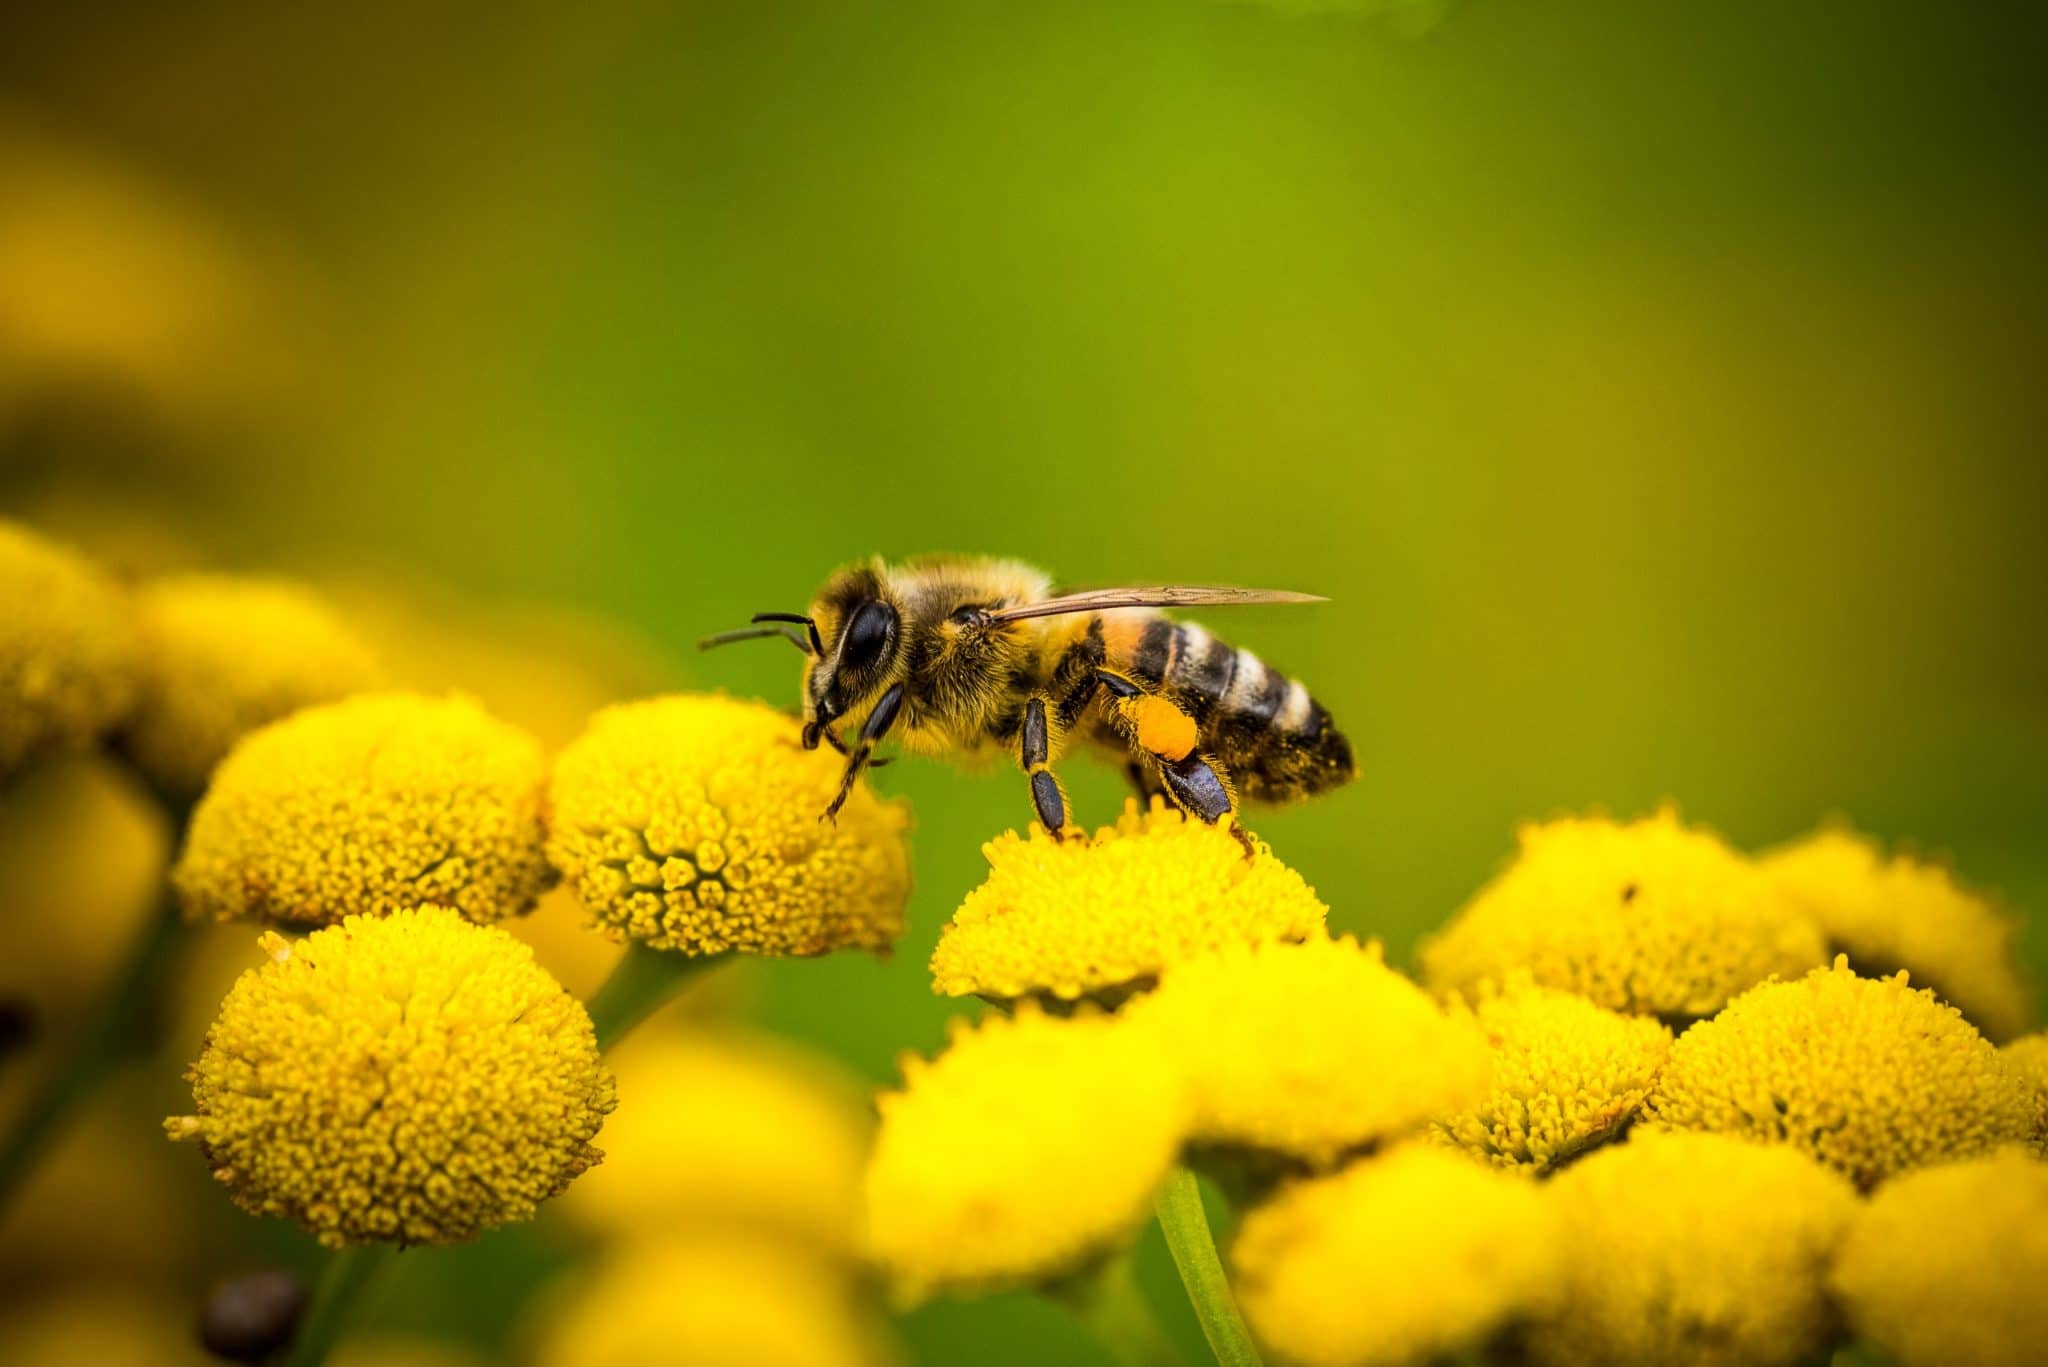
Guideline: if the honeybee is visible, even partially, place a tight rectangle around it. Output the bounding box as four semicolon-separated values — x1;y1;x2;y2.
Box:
702;555;1355;848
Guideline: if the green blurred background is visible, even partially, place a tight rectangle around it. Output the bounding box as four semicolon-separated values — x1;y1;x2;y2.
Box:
3;0;2045;1362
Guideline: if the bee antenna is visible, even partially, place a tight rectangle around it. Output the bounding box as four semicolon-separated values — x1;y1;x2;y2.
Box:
752;612;824;654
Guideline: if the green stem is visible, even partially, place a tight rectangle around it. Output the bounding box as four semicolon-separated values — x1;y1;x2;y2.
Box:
1058;1248;1185;1367
0;886;187;1213
1155;1166;1263;1367
584;941;730;1052
282;1243;395;1367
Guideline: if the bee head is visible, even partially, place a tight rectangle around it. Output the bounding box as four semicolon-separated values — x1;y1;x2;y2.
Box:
800;567;904;746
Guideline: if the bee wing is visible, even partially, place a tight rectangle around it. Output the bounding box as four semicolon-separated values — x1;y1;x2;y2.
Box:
988;585;1327;623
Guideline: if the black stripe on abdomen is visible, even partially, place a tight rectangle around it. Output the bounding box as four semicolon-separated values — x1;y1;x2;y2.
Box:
1171;629;1239;721
1131;618;1174;687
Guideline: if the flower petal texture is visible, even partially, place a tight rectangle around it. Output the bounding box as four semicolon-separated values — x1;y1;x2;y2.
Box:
1521;1130;1859;1367
546;694;910;957
123;573;381;794
1135;935;1490;1165
173;691;553;926
863;1005;1185;1300
561;1027;871;1254
535;1234;896;1367
930;799;1328;1003
1829;1148;2048;1367
0;520;138;776
1419;808;1828;1018
1231;1144;1561;1367
166;906;615;1247
1432;976;1672;1172
1999;1032;2048;1148
1761;827;2036;1042
1643;957;2034;1189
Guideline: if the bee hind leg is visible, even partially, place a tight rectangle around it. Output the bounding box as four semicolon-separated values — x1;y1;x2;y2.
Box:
1096;670;1255;858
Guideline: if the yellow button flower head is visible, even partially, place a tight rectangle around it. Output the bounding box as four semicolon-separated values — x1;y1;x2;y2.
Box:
1134;935;1490;1166
122;573;381;795
165;905;615;1247
1231;1144;1561;1367
1643;957;2034;1189
546;695;910;957
172;691;552;926
864;1005;1185;1300
1761;827;2036;1042
1419;808;1828;1018
534;1234;897;1367
1432;976;1672;1173
1829;1148;2048;1367
562;1027;870;1254
1521;1130;1859;1367
0;521;137;777
2004;1032;2048;1145
933;799;1328;1003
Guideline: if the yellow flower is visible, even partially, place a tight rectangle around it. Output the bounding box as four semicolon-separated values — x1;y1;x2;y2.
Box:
1760;827;2036;1042
0;520;137;776
165;906;614;1247
1231;1144;1561;1367
122;573;381;794
173;691;552;926
1419;808;1828;1018
562;1027;870;1254
1431;976;1672;1173
1643;957;2034;1189
2001;1032;2048;1147
863;1005;1185;1300
1829;1148;2048;1367
546;695;910;957
930;799;1328;1003
1521;1130;1859;1367
0;754;167;1032
1134;935;1490;1166
533;1234;897;1367
0;1290;214;1367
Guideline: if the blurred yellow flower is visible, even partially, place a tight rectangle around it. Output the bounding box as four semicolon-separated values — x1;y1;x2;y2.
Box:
1431;976;1672;1173
173;691;553;926
0;1290;213;1367
930;799;1328;1003
122;573;381;794
0;1079;190;1282
533;1234;897;1367
1760;827;2035;1042
1231;1144;1560;1367
328;1338;492;1367
1134;935;1489;1166
0;754;167;1035
2001;1032;2048;1147
546;695;910;957
863;1005;1184;1300
166;906;615;1247
506;885;627;1002
1521;1130;1858;1367
0;520;137;777
562;1027;870;1254
1419;808;1827;1018
1829;1148;2048;1367
1644;957;2034;1189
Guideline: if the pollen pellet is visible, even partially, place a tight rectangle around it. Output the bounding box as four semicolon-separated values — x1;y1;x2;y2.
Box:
1131;695;1198;761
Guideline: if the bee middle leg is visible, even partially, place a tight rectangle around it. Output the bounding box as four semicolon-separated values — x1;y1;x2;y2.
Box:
1018;694;1074;839
1095;670;1253;857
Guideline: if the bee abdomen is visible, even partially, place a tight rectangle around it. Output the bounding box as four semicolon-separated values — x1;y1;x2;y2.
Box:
1155;623;1354;803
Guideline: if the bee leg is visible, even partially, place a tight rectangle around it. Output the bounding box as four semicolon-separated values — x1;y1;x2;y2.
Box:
1096;670;1254;859
1019;695;1074;839
822;682;903;822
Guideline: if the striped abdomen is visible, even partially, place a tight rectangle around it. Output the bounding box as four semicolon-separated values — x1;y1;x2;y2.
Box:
1105;616;1355;804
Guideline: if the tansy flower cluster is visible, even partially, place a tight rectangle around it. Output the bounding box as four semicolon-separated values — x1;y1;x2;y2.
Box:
868;801;2042;1367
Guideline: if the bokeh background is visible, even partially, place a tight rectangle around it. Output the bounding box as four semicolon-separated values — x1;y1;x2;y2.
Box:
3;0;2045;1363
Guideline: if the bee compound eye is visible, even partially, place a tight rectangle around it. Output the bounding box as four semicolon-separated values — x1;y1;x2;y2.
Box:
838;600;896;672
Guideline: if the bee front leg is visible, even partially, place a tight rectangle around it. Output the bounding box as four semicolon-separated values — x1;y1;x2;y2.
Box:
1096;670;1254;858
1019;695;1075;839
